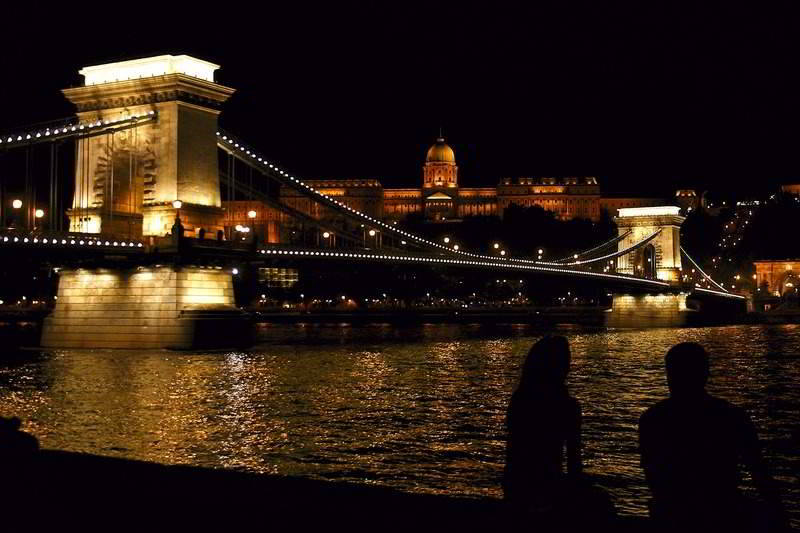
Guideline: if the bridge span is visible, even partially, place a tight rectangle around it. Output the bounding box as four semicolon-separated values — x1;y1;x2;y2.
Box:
0;54;744;348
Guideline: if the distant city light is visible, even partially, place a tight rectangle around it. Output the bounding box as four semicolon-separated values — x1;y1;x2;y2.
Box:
12;199;22;209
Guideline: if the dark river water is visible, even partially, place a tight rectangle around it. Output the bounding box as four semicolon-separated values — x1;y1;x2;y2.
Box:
0;323;797;523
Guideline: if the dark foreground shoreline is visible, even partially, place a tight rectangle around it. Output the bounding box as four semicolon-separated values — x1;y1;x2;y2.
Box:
4;450;645;531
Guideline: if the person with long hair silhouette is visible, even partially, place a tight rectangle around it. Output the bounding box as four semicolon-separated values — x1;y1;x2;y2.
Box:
639;342;787;532
503;335;582;511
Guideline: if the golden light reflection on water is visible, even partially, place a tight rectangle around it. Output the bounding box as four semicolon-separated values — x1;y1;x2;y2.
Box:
0;324;798;522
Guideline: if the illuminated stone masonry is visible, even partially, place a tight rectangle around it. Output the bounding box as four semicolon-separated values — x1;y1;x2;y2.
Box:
606;293;691;328
753;259;800;297
62;55;234;240
615;206;685;282
41;266;249;349
278;136;667;225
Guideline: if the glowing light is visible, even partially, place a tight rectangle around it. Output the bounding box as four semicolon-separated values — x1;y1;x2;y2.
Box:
80;55;219;85
617;206;682;217
11;199;22;209
172;200;183;209
443;237;450;244
322;232;330;239
369;229;376;237
35;209;44;218
247;210;257;219
232;268;239;275
500;250;507;256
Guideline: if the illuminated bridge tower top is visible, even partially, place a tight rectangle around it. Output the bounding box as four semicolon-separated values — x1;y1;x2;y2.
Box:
615;206;685;282
62;55;235;238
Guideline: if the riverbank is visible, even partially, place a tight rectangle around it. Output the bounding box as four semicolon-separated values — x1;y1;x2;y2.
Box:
4;449;642;531
1;325;796;526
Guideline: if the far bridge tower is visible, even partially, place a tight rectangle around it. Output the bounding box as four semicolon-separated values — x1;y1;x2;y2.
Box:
614;206;685;282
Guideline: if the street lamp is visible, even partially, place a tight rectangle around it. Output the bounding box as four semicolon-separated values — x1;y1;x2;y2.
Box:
369;229;376;237
247;210;257;219
172;199;182;221
35;209;44;219
493;243;500;249
443;237;450;244
12;199;22;209
500;250;507;256
453;244;459;251
323;231;330;239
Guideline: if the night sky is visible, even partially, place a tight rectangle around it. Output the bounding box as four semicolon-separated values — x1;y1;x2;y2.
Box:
3;3;800;197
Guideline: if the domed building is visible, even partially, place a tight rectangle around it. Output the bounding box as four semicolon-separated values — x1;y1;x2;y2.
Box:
278;134;666;228
383;136;498;221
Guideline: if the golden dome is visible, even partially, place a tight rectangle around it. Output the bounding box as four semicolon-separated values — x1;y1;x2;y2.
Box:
426;137;456;163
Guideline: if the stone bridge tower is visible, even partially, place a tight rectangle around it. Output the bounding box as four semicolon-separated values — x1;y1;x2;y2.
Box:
62;55;234;239
42;56;246;350
614;206;685;282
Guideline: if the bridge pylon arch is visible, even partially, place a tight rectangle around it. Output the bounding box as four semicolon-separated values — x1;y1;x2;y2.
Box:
614;206;685;282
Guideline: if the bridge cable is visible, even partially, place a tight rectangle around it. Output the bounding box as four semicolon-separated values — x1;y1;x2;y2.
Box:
218;131;469;257
680;246;728;293
549;230;633;263
537;229;662;268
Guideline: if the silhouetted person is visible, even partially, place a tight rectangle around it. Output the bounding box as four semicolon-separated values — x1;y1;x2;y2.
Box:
217;229;224;241
503;336;582;509
171;216;184;238
639;342;787;532
0;416;38;461
198;227;206;240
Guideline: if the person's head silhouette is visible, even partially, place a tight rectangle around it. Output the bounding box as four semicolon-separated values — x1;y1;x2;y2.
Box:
665;342;709;397
519;335;571;391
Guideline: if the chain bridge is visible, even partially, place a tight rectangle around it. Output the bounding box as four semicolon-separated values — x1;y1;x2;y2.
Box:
0;55;744;348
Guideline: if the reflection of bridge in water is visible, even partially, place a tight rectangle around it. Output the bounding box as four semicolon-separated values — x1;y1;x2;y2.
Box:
0;55;743;348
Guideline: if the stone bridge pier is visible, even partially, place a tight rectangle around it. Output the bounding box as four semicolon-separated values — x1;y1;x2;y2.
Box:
41;266;253;349
605;293;692;328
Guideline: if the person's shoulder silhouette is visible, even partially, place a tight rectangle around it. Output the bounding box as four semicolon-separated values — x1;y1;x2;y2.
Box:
639;342;786;531
0;416;38;458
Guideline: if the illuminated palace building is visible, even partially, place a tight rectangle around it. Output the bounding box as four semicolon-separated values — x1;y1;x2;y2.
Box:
280;136;665;225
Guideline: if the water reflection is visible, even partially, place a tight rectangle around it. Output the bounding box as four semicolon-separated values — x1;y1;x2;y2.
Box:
0;324;797;523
